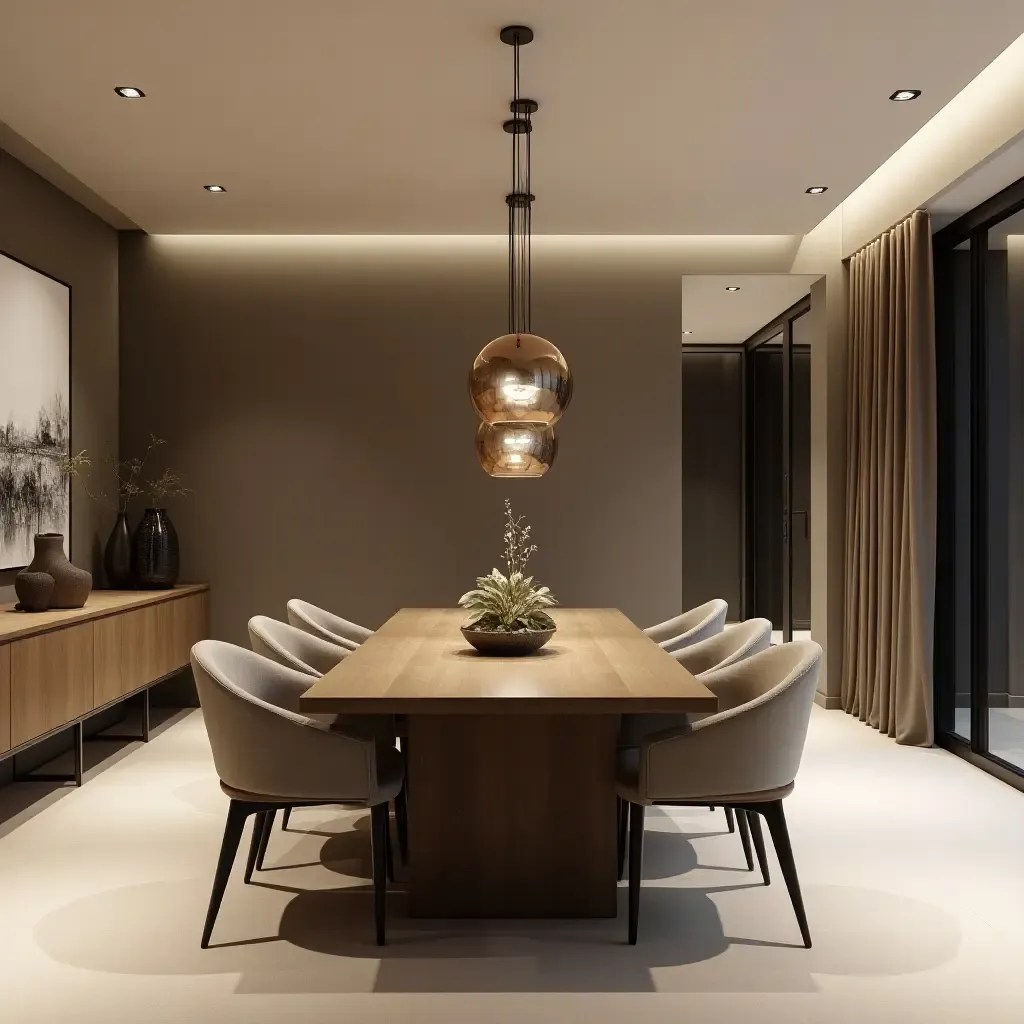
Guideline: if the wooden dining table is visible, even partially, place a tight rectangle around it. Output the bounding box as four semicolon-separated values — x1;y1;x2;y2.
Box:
299;607;717;919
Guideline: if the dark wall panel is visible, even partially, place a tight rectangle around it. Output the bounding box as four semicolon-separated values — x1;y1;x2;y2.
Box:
680;351;743;616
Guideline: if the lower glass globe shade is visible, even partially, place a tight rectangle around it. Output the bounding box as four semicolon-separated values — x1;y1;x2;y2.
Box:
475;422;557;478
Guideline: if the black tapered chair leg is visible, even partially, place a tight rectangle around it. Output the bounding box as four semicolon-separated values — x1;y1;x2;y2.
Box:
725;806;736;834
370;801;389;945
736;808;754;871
759;800;811;947
394;788;409;864
627;802;645;944
244;811;267;884
202;800;249;948
385;810;395;882
747;808;770;885
617;797;629;881
255;809;276;871
281;807;292;831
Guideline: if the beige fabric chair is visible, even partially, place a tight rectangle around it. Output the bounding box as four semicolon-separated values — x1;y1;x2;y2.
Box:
617;640;821;947
247;613;397;833
287;598;373;651
619;618;773;749
642;599;728;652
248;615;348;677
191;640;403;947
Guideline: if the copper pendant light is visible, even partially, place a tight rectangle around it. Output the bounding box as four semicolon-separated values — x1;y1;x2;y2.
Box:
470;26;571;477
470;332;571;426
476;421;557;478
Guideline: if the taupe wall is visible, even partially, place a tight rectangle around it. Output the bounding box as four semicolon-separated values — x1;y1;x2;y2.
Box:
0;152;119;603
118;235;700;643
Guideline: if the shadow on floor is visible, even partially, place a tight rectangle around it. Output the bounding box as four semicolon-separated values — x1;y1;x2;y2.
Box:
0;708;190;834
30;816;963;995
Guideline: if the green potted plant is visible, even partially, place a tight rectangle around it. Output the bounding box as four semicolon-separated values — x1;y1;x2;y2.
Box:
458;499;557;655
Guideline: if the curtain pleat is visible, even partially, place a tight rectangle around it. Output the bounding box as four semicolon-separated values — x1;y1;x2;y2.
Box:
841;210;936;745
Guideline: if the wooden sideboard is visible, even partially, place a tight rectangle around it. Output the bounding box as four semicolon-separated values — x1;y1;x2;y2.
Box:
0;585;209;785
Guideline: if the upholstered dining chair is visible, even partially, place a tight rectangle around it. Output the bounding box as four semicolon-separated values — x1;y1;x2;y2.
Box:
248;615;349;677
642;598;728;652
617;617;773;866
617;640;821;947
191;640;403;947
287;598;374;652
619;618;773;750
246;615;401;838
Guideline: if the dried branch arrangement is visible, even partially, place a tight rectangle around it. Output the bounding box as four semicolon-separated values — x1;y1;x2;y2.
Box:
459;499;557;633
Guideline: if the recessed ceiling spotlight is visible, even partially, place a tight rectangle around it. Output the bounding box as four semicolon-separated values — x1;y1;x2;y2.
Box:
805;186;828;195
682;330;693;335
889;89;921;102
114;86;145;98
203;184;227;192
725;285;741;292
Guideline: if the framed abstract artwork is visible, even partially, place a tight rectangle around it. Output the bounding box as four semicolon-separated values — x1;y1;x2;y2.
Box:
0;251;71;571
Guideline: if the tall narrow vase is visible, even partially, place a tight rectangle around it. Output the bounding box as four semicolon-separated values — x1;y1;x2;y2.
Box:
131;508;179;589
104;512;134;589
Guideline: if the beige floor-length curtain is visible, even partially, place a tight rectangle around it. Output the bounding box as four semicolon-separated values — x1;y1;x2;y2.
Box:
842;209;936;746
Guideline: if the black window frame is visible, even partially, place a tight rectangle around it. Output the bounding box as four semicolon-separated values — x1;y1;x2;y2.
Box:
933;174;1024;793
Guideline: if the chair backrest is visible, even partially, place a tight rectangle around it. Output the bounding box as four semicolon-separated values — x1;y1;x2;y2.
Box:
673;618;772;678
286;598;372;651
248;615;348;677
643;640;821;802
651;599;728;651
644;599;727;645
191;640;377;802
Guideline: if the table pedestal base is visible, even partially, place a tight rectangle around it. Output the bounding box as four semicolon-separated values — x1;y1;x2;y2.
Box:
406;714;619;918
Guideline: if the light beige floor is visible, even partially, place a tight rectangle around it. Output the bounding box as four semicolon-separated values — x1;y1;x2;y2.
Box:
1;706;1023;1023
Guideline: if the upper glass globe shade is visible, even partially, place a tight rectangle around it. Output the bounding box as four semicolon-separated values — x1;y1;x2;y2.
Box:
469;333;572;426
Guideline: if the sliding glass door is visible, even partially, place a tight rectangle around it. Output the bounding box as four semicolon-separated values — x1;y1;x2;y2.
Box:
934;179;1024;789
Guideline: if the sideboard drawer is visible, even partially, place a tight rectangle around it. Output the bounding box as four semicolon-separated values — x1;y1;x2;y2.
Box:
10;623;95;747
170;591;208;673
121;605;163;693
92;613;124;708
0;643;10;753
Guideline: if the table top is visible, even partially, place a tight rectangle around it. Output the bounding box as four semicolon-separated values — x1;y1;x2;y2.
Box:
0;584;209;643
299;607;718;715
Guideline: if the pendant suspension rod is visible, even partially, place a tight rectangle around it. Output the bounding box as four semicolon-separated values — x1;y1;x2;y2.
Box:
503;27;535;337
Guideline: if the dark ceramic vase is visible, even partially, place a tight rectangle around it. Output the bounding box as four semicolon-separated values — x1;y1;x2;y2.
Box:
19;533;92;608
14;571;55;612
104;512;134;589
132;508;179;589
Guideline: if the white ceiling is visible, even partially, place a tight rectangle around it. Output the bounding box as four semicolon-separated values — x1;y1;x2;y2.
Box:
1;1;1023;234
681;275;817;344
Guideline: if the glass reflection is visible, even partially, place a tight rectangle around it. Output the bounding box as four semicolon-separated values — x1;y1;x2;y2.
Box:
476;422;557;478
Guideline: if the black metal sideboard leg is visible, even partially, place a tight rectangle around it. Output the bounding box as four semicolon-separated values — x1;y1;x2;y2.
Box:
73;721;84;786
142;688;151;742
12;721;84;787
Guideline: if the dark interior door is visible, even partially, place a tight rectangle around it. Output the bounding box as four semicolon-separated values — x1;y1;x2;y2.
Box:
747;305;811;636
791;343;811;629
680;350;744;614
752;346;783;626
